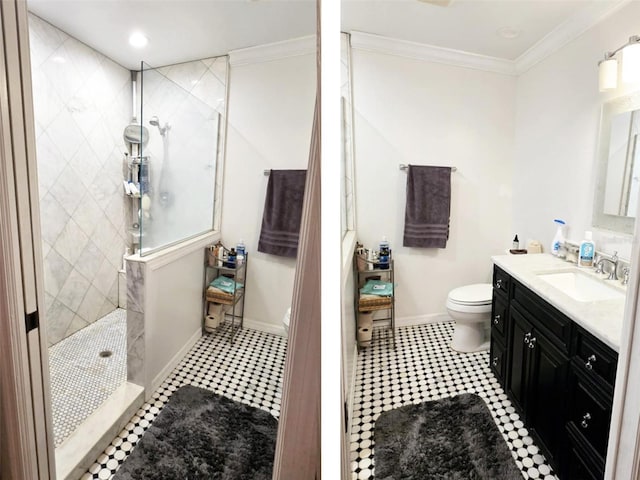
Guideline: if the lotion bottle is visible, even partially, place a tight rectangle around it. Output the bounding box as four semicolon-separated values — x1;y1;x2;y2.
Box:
578;231;596;267
551;219;566;256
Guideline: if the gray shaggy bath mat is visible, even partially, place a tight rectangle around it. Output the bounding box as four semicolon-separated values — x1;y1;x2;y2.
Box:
113;385;277;480
374;393;522;479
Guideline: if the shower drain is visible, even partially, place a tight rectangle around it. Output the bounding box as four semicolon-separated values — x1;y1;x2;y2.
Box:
99;350;113;358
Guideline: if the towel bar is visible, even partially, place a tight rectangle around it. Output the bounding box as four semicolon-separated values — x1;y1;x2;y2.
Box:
399;164;457;172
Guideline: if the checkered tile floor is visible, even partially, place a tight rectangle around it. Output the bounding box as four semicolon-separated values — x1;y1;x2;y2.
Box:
49;308;127;447
81;326;287;479
349;321;558;479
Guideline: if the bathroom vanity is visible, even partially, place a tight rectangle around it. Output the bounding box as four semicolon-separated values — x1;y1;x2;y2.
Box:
490;254;625;480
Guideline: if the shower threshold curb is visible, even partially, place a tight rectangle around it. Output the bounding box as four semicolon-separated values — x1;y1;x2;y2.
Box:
55;381;144;480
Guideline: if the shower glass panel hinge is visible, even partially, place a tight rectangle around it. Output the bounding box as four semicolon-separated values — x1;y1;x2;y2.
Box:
25;310;39;333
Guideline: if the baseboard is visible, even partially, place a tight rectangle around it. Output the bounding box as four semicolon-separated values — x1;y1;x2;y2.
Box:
55;382;144;480
396;312;452;328
244;316;286;337
149;328;202;398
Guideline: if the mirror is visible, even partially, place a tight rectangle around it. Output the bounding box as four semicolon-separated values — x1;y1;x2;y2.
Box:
593;92;640;234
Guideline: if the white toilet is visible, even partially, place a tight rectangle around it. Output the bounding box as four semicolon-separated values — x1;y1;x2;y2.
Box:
283;307;291;336
446;283;493;352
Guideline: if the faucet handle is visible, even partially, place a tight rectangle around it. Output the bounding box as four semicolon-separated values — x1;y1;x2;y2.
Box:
595;261;604;274
612;251;619;261
622;266;631;285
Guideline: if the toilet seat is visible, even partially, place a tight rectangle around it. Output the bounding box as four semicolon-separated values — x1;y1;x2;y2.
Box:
447;283;492;306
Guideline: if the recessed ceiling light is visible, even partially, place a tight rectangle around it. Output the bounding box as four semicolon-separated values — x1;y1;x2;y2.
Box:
497;27;521;40
129;32;148;48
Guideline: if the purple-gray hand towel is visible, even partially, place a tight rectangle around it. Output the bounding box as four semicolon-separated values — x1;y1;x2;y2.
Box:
258;169;307;258
403;165;452;248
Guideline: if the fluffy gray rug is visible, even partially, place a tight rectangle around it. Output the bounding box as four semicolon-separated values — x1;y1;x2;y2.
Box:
374;393;522;479
113;385;278;480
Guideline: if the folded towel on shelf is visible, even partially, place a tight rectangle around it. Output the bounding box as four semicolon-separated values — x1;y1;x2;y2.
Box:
258;169;307;258
360;280;393;297
209;276;243;294
403;165;452;248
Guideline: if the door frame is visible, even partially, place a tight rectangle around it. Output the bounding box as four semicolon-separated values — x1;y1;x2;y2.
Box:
0;0;54;478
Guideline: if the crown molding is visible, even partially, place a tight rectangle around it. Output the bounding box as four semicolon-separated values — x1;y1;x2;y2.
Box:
350;31;517;76
229;35;316;67
349;0;631;77
515;0;632;74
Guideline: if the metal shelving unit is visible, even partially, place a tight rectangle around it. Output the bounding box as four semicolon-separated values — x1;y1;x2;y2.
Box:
204;251;247;343
355;253;395;348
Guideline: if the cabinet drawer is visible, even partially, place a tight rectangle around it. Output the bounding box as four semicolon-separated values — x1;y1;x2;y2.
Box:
574;327;618;393
566;362;612;460
491;292;508;341
493;266;510;297
512;279;571;353
489;336;506;384
565;422;604;480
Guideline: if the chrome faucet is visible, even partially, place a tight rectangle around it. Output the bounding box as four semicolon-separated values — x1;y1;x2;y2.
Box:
595;251;619;281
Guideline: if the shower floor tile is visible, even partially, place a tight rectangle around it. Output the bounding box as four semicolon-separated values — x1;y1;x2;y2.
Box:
49;308;127;447
81;325;287;480
350;321;558;480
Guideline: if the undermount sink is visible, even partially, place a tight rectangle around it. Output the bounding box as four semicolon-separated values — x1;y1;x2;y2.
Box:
536;269;625;302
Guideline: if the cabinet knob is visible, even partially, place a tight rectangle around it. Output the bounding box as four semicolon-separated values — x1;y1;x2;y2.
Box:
493;314;501;325
528;337;537;349
585;354;597;370
581;412;592;429
524;332;532;345
492;356;499;367
496;279;503;289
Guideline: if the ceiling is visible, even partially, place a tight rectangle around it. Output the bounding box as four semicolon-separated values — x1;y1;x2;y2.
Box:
26;0;626;71
26;0;317;70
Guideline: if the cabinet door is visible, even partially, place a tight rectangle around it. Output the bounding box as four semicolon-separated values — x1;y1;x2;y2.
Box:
507;306;533;414
490;336;506;384
527;331;568;466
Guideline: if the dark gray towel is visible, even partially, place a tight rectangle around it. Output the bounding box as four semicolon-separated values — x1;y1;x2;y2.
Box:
403;165;452;248
258;169;307;258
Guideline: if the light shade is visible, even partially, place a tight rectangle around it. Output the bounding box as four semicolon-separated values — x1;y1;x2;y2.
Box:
599;58;618;91
128;32;148;48
622;41;640;84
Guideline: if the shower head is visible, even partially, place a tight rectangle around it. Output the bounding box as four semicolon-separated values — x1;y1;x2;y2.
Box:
149;116;170;136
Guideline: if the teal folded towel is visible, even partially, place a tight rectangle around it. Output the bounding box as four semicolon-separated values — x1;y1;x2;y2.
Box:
209;276;244;294
360;280;393;297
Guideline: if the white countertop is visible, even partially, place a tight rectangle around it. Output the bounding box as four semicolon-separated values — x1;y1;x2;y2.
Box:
492;254;627;352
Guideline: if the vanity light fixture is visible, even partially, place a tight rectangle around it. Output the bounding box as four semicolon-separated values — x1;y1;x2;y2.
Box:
599;35;640;91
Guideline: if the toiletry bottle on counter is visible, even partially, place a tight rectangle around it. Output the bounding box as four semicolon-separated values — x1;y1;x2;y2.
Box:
578;231;595;267
378;236;390;269
236;239;246;265
512;235;519;250
551;219;566;256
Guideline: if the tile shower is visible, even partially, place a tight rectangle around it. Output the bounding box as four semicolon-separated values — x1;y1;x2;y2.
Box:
29;11;228;454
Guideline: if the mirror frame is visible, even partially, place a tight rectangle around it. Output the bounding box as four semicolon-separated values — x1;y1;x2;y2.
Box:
592;91;640;234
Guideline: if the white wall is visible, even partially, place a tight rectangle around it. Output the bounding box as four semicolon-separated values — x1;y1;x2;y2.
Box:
222;40;316;333
351;47;516;321
513;1;640;260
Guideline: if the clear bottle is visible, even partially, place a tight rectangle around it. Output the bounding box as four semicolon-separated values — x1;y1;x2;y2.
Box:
236;239;246;265
578;231;596;267
551;219;566;256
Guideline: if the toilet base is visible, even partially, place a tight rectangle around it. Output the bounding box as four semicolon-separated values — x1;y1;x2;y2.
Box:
450;323;489;353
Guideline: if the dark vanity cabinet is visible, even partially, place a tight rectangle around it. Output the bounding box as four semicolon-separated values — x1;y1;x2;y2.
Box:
491;265;618;479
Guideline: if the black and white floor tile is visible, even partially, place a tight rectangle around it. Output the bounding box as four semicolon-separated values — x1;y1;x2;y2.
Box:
80;325;287;480
49;308;127;447
350;321;558;480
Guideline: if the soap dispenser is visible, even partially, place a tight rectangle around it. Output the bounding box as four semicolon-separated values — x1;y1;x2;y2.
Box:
578;231;596;268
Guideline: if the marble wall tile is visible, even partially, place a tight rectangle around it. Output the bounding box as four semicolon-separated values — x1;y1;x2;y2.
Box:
72;193;103;237
75;241;105;283
54;218;89;265
57;269;91;312
43;249;73;297
46;299;75;346
40;192;69;245
64;314;88;338
49;164;87;216
126;261;144;314
77;285;105;323
126;309;145;386
93;257;117;297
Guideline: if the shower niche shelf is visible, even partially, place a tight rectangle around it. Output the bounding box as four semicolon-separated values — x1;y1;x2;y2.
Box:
204;249;247;343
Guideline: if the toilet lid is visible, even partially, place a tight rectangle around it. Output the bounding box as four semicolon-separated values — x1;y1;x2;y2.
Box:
448;284;492;306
